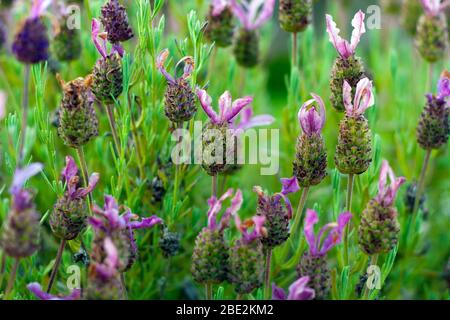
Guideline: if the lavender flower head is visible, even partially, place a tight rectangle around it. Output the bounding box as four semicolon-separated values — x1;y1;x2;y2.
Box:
420;0;450;16
157;49;194;86
304;209;352;257
100;0;134;43
234;212;267;244
376;160;406;207
62;156;99;200
272;276;315;300
298;93;326;136
325;10;366;60
197;89;253;124
10;163;43;212
207;188;243;231
343;77;375;118
12;0;50;64
230;0;276;30
27;283;81;300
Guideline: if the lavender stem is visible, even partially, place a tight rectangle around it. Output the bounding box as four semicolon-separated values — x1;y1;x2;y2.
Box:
106;103;121;155
46;239;66;293
344;173;355;266
5;258;19;299
264;249;272;300
18;64;31;166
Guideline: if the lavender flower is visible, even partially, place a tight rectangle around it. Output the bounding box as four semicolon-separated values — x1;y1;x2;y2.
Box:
294;94;328;187
359;160;406;255
417;70;449;150
27;283;81;300
327;11;367;112
254;177;299;249
89;195;163;272
335;78;374;175
415;0;449;62
197;89;253;175
297;209;351;299
230;0;276;67
325;10;366;60
100;0;134;44
205;0;235;48
50;156;99;240
157;49;196;123
1;163;43;258
91;19;124;104
272;276;315;300
12;0;50;64
192;189;243;284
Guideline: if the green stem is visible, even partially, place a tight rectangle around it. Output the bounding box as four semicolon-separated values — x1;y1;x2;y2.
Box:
46;239;66;293
362;254;379;300
5;258;19;299
120;272;128;300
127;93;145;179
172;122;184;213
411;150;431;229
18;65;31;166
205;283;213;300
76;147;93;214
291;187;310;236
426;63;434;92
105;104;121;155
264;249;272;300
292;32;298;68
343;174;354;266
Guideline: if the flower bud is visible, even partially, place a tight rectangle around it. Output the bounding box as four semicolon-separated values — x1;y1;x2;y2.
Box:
205;4;235;48
415;13;448;63
52;14;82;62
279;0;312;33
233;28;259;68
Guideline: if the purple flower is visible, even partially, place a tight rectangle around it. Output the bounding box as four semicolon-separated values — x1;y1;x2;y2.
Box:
234;212;267;244
325;10;366;60
94;237;120;280
437;70;450;100
62;156;99;200
280;176;300;195
232;106;275;131
207;189;243;231
91;19;124;60
304;209;352;257
10;163;43;212
230;0;275;30
272;276;315;300
0;91;6;120
197;89;253;124
211;0;230;16
343;77;375;117
298;93;326;136
156;49;194;85
420;0;450;16
90;195;163;234
376;160;406;207
27;282;81;300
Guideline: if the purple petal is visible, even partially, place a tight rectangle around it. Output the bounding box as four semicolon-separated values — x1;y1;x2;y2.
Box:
350;10;366;51
129;215;163;229
252;0;276;30
280;176;300;195
325;14;353;59
27;282;80;300
104;237;118;270
272;284;287;300
30;0;51;19
376;160;406;207
207;189;233;230
274;192;293;219
74;173;100;198
88;216;104;230
197;89;220;123
224;96;253;122
230;0;248;28
287;276;315;300
236;114;275;130
10;163;43;195
212;0;228;16
343;80;353;114
353;78;375;116
437;70;450;99
303;209;319;255
319;212;352;255
219;91;233;121
91;19;107;59
221;189;243;230
177;56;195;80
112;43;125;58
421;0;447;15
61;156;78;184
298;94;326;135
157;49;176;84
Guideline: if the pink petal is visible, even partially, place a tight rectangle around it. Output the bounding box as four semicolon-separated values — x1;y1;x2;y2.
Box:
325;14;353;59
156;49;176;84
212;0;228;16
272;284;287;300
91;19;107;59
207;188;233;229
287;276;315;300
221;189;243;230
27;282;80;300
230;0;248;28
30;0;51;19
225;96;253;122
354;78;375;116
298;94;325;135
219;91;233;121
280;176;300;195
197;89;220;123
319;212;352;255
303;209;319;255
350;10;366;52
236;114;275;130
252;0;275;30
343;80;354;114
10;163;43;195
129;215;163;229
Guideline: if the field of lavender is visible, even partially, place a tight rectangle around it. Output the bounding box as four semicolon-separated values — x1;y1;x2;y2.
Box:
0;0;448;301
